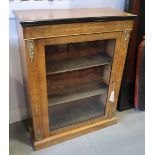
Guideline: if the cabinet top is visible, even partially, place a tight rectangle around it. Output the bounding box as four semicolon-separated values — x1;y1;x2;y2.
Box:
14;8;136;27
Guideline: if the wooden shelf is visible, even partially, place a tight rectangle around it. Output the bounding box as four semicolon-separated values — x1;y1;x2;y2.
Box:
48;83;107;107
49;97;105;130
46;54;112;75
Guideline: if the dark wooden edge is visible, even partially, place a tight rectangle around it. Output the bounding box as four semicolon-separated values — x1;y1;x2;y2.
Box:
18;16;136;27
117;104;134;112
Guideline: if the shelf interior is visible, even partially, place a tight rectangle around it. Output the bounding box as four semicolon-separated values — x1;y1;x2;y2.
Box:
48;82;107;106
49;94;106;130
46;54;112;75
45;39;116;131
46;66;111;102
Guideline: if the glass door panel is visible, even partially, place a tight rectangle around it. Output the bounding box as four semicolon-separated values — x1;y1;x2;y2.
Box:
45;39;116;131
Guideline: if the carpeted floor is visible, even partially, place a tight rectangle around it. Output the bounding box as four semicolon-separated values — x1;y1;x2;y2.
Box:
9;109;145;155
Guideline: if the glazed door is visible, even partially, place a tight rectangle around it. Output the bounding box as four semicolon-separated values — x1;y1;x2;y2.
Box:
36;32;122;136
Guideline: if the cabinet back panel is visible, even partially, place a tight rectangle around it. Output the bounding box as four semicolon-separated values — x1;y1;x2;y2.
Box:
47;67;104;96
45;39;115;62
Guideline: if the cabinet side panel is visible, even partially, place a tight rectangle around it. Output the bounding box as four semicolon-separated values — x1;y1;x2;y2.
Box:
16;21;45;141
16;20;31;119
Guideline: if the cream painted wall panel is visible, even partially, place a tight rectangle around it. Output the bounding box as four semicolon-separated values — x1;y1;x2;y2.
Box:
9;19;28;123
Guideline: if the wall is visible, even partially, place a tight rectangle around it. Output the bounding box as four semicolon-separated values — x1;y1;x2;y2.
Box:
9;0;125;123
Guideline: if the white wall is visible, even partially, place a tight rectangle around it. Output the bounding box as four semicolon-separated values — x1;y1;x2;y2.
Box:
9;0;125;123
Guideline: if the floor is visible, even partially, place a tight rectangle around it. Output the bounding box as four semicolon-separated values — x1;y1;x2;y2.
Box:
9;109;145;155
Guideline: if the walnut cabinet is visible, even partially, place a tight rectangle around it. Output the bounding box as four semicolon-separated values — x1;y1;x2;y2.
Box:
15;8;135;150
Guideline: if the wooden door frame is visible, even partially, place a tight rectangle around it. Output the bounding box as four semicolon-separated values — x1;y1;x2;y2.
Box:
34;31;124;137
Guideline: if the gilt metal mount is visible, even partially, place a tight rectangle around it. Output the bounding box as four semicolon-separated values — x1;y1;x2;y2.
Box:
26;40;34;63
123;30;130;48
36;129;42;141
